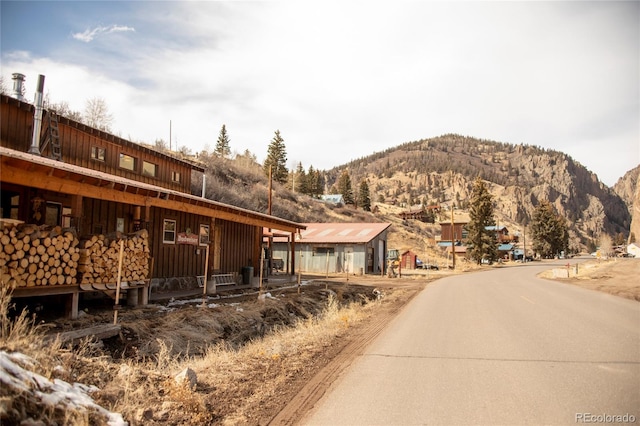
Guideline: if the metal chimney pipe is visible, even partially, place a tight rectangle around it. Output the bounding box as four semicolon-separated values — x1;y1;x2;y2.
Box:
202;173;207;198
28;75;45;155
11;73;26;101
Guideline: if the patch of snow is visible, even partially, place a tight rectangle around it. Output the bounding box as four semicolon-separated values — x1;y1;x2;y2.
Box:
0;351;127;426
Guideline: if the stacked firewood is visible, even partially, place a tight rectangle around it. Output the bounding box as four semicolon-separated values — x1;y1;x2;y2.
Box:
0;223;80;288
78;229;150;284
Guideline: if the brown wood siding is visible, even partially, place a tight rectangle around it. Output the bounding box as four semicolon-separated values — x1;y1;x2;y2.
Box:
148;206;209;279
80;200;213;280
0;97;32;152
217;219;257;275
82;198;136;237
1;95;196;193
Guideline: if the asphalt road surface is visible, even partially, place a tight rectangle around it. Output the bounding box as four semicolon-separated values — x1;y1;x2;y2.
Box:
301;261;640;425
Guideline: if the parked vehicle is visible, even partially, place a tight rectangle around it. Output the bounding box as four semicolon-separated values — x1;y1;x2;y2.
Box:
416;259;439;270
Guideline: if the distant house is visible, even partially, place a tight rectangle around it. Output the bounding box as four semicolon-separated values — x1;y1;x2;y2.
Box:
271;222;391;275
439;221;469;242
497;243;515;259
320;194;344;205
485;225;519;244
438;241;467;256
399;208;425;221
627;243;640;258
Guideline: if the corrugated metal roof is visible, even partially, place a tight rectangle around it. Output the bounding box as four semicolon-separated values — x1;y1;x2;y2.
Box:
1;147;305;232
498;244;514;251
298;222;391;243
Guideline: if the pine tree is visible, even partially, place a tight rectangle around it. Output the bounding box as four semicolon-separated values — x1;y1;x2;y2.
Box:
263;130;288;184
294;162;308;194
337;170;354;204
530;200;569;258
359;179;371;211
214;124;231;157
466;177;498;264
307;166;323;198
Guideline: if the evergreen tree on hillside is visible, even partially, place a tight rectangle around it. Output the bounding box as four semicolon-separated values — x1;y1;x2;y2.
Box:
294;162;308;194
337;170;354;204
530;200;569;258
466;177;498;264
307;166;324;198
214;124;231;157
264;130;288;184
359;179;371;211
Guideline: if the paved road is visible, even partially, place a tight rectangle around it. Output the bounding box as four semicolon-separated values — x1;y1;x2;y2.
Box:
301;261;640;425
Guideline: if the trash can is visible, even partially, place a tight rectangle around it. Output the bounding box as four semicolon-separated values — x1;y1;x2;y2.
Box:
241;266;254;285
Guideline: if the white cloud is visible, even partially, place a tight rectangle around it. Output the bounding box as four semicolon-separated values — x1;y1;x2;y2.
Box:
72;24;135;43
2;2;638;185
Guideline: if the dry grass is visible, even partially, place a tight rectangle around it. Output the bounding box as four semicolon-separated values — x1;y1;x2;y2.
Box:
539;258;640;301
1;282;382;425
0;283;120;425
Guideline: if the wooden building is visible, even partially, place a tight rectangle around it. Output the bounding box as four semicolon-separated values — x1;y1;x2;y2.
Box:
401;250;418;270
1;90;304;318
439;221;469;242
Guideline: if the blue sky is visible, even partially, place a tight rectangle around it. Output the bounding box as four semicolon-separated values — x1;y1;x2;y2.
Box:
1;1;638;186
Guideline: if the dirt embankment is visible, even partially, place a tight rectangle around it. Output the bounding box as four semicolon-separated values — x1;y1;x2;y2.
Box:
540;258;640;302
29;276;428;425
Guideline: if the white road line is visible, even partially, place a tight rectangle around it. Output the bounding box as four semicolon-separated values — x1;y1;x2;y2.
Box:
520;295;536;304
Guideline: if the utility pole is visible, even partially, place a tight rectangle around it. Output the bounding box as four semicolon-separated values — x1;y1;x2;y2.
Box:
268;165;273;215
451;204;456;270
267;165;273;278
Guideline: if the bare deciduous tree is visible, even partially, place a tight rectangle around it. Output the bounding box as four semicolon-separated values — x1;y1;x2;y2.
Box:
44;94;83;121
83;97;114;132
598;234;613;258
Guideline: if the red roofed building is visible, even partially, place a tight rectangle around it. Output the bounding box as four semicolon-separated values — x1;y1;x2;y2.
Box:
271;222;391;275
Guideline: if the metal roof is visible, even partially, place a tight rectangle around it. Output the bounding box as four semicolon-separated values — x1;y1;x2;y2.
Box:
297;222;391;244
498;244;515;251
0;147;305;233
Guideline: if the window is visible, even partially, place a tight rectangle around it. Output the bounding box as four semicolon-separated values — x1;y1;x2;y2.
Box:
62;207;72;228
172;171;181;183
142;161;158;177
119;153;137;171
313;247;335;256
1;194;20;220
45;202;62;227
91;146;106;161
199;224;210;246
163;219;176;244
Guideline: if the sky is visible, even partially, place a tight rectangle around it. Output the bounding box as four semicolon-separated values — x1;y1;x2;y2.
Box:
1;1;638;187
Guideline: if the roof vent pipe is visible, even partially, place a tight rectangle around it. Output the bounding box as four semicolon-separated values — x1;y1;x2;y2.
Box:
28;74;45;155
11;73;26;101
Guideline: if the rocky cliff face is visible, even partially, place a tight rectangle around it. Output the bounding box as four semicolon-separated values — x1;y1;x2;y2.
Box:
631;183;640;244
615;166;640;243
329;134;631;250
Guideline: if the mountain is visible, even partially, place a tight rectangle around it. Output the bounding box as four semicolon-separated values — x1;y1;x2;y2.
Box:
188;134;633;255
614;166;640;243
324;134;631;250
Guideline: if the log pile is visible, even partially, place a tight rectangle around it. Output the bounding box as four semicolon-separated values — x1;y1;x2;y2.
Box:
78;229;150;284
0;223;80;288
1;222;150;290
